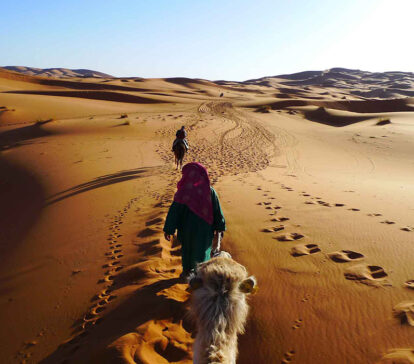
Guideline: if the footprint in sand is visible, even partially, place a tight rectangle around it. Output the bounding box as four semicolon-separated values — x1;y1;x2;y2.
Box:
276;233;304;241
97;288;112;299
257;202;271;206
103;261;120;268
401;227;413;232
381;220;395;225
90;305;106;315
100;274;114;283
291;244;321;256
292;318;303;329
301;295;311;303
335;203;345;207
378;348;414;363
271;217;290;222
344;264;389;286
404;280;414;289
367;213;382;217
393;301;414;326
318;201;332;207
81;316;102;330
349;208;360;211
261;226;285;233
281;349;296;363
305;201;317;205
328;250;365;263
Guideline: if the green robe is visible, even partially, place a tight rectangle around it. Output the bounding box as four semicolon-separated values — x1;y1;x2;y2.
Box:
163;187;226;272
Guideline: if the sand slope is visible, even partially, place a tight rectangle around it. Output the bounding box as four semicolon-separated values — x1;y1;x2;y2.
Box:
2;66;114;79
0;70;413;364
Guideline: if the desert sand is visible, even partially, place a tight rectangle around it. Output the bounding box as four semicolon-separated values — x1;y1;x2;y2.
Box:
0;67;413;363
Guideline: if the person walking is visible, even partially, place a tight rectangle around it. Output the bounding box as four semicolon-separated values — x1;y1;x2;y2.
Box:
163;162;226;278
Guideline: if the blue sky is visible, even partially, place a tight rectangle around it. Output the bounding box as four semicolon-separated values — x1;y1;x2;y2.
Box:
1;0;412;80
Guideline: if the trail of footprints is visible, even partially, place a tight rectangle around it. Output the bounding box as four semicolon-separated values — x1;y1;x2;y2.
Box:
296;184;412;232
256;181;404;285
57;197;139;362
255;179;414;361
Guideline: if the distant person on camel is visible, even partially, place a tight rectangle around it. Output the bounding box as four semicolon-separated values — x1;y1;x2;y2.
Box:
172;126;189;152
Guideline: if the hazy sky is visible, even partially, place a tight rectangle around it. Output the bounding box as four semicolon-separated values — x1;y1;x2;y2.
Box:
1;0;413;80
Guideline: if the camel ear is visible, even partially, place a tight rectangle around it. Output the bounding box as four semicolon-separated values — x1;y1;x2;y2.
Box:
239;276;258;294
189;277;203;290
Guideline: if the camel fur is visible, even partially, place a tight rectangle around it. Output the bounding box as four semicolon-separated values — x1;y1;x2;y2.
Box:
189;253;257;364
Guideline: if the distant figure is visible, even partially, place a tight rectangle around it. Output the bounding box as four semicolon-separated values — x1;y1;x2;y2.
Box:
163;163;226;279
172;125;189;152
219;92;224;97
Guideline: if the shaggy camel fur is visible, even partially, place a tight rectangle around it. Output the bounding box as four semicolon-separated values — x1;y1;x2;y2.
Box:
189;253;257;364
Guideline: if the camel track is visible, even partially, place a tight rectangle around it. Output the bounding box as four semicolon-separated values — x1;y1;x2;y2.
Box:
157;102;282;183
37;102;300;364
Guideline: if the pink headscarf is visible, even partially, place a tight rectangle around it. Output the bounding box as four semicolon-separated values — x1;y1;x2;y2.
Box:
174;162;213;225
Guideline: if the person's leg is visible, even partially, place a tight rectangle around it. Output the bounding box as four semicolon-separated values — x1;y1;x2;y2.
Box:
172;139;178;151
190;235;213;270
180;238;191;275
184;139;189;151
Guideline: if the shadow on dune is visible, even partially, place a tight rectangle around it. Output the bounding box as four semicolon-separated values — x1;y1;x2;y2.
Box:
303;107;371;127
4;90;169;104
0;120;53;152
39;277;188;364
45;167;160;205
0;158;46;262
250;97;414;114
0;69;147;92
164;77;209;87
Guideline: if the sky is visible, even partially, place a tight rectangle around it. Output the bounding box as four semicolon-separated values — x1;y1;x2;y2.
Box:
1;0;413;80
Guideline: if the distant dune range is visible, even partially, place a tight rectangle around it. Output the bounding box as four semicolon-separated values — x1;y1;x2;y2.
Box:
1;66;414;364
3;66;114;78
1;66;414;127
240;67;414;99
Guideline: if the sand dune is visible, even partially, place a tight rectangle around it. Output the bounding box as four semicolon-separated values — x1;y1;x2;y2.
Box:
1;69;414;364
240;67;414;100
2;66;114;78
5;90;169;104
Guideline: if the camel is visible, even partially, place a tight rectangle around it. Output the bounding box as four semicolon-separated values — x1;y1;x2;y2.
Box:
173;140;186;170
189;253;257;364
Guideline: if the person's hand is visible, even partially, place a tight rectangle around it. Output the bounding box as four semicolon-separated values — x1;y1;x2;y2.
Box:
164;232;172;241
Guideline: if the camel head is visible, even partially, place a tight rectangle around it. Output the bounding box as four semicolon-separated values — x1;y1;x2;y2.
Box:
189;254;257;364
189;254;257;334
189;255;257;296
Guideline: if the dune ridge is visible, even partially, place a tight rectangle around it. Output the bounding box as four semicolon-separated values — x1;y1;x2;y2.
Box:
2;66;114;78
